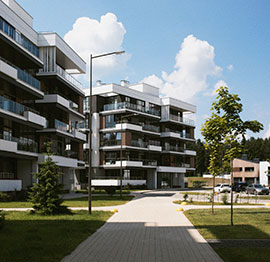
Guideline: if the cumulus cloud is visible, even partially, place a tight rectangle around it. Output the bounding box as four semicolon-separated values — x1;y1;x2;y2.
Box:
64;13;129;81
263;124;270;139
142;34;222;102
227;64;234;71
204;79;228;96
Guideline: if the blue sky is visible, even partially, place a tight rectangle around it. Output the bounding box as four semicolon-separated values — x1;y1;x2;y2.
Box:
17;0;270;139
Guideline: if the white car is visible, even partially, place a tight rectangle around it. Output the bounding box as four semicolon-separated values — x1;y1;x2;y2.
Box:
214;183;231;193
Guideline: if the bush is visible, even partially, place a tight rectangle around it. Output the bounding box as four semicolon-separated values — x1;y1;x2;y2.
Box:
207;192;214;203
0;192;12;202
183;193;189;201
221;193;228;205
105;187;116;196
192;181;206;188
0;211;5;229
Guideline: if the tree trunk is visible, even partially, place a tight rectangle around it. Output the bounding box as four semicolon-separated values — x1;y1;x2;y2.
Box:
230;159;234;226
212;176;215;214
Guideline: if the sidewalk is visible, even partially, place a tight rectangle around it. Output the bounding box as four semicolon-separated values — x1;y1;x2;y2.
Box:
62;192;223;262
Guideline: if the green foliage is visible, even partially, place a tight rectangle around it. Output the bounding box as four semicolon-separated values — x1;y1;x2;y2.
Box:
0;210;5;229
28;142;65;215
105;187;116;196
183;193;189;201
0;192;12;202
195;139;209;176
207;193;214;203
221;193;228;205
192;180;206;188
202;86;263;175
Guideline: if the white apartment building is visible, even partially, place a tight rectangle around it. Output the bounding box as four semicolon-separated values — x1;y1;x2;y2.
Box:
0;0;86;192
80;80;196;189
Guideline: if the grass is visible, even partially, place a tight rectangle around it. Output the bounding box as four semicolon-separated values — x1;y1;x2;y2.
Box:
173;200;263;206
0;195;134;208
214;248;270;262
184;208;270;239
0;210;112;262
185;208;270;261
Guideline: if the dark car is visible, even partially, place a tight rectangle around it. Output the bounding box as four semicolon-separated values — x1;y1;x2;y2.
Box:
232;182;247;192
246;184;269;195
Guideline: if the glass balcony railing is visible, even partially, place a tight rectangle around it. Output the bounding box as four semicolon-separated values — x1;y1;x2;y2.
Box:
101;140;121;147
131;140;148;148
169;114;195;126
0;17;40;58
55;119;69;133
0;95;39;116
39;64;82;91
0;57;40;90
163;145;184;152
0;133;38;153
148;140;161;146
164;128;193;139
103;102;161;117
142;124;160;133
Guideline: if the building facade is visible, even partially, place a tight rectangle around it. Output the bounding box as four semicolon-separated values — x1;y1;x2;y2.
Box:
0;0;86;191
232;158;259;184
80;81;196;189
259;161;270;186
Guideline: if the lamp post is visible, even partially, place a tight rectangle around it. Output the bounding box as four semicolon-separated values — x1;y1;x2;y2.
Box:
88;51;125;215
119;113;138;198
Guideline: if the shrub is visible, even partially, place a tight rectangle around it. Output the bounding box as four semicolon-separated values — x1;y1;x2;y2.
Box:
183;193;189;201
207;192;214;203
0;211;5;229
192;181;206;188
0;192;12;202
105;187;116;196
221;193;228;205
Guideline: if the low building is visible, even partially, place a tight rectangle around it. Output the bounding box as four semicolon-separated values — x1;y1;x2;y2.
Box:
232;158;259;184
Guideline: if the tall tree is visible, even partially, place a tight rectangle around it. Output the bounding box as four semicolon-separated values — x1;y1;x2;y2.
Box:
202;87;263;223
195;139;209;176
29;142;65;215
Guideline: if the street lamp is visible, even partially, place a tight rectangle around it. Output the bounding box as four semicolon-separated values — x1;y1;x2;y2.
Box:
119;113;138;198
88;50;125;215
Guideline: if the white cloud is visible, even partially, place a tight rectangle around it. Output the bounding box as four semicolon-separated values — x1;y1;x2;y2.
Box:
227;64;233;71
142;34;222;102
205;79;228;96
64;13;130;81
263;124;270;139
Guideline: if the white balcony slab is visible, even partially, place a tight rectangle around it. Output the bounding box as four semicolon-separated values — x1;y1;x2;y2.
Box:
83;143;89;150
161;132;180;139
23;111;46;128
92;179;146;186
148;145;162;152
72;130;87;141
0;139;17;153
0;59;17;79
38;154;78;168
157;166;186;173
184;150;196;156
0;179;22;191
102;160;143;168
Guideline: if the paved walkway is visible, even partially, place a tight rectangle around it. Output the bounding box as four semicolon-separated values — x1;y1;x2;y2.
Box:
62;191;223;262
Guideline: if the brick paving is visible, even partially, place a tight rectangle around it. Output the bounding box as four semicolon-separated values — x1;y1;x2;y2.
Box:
62;191;223;262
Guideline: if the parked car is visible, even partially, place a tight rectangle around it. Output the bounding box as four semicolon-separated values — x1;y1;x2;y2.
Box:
232;182;248;192
246;184;269;195
214;184;231;193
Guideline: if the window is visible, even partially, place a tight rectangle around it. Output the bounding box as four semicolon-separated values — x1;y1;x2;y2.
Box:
245;167;254;172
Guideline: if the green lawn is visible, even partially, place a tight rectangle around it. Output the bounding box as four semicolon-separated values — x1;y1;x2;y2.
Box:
185;208;270;239
0;195;134;208
0;210;112;262
173;200;262;206
185;208;270;262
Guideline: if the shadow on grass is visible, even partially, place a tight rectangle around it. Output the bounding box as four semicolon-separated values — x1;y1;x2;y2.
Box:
0;211;111;262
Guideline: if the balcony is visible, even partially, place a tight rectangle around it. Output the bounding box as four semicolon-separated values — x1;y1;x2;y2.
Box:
38;64;83;93
131;140;148;148
163;145;184;153
0;134;38;153
142;124;160;133
103;102;161;117
0;17;40;59
0;57;41;91
36;94;84;120
161;128;194;140
169;114;195;126
0;95;45;127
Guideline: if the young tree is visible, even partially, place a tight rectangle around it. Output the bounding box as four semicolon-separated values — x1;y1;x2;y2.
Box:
202;87;263;222
29;142;64;215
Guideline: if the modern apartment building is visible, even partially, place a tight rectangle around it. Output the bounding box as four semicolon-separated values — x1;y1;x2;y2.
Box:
80;80;196;189
0;0;86;192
